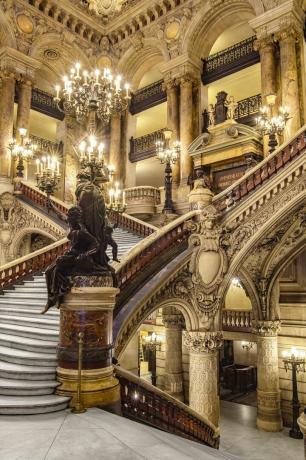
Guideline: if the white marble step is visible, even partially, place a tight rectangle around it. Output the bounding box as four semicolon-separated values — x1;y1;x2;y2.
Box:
3;288;47;294
0;298;46;306
0;315;58;330
0;308;58;319
0;361;55;381
0;395;70;414
0;333;56;353
0;345;56;367
0;323;58;341
3;292;48;299
0;378;59;396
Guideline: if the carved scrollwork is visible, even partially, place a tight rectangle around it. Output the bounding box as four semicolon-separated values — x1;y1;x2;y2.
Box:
183;331;223;354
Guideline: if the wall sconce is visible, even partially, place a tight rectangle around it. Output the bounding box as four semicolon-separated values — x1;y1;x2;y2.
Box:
241;341;254;351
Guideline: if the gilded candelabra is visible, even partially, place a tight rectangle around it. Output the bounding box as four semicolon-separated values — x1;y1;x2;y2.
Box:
54;63;131;125
8;128;37;181
156;129;181;214
282;347;306;439
78;135;114;183
35;156;61;210
256;94;290;154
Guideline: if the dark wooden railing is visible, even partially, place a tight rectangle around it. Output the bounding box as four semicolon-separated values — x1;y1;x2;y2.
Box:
30;135;63;158
115;366;219;449
15;87;64;121
130;80;167;115
129;128;166;162
214;127;306;212
202;36;260;84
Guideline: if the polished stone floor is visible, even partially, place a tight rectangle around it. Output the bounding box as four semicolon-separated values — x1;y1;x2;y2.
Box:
0;402;304;460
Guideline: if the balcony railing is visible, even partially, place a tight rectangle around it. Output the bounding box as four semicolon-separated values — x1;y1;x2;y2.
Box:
15;87;64;121
124;186;161;217
202;94;262;131
222;310;252;332
129;128;166;162
202;36;260;84
30;135;63;158
130;80;167;115
115;365;219;449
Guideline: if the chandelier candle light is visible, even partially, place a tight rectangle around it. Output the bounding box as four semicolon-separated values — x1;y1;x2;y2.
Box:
108;181;126;214
156;129;181;214
78;135;114;183
282;347;306;439
54;63;131;125
9;128;37;187
35;155;61;210
256;94;290;154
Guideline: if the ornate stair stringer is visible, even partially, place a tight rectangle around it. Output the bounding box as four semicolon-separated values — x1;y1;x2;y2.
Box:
114;365;220;449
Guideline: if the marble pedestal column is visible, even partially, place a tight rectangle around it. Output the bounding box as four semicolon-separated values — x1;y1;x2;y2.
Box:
109;114;122;184
253;320;282;432
184;331;223;427
166;80;180;186
0;72;16;177
279;31;301;139
56;275;120;409
162;307;184;401
297;410;306;459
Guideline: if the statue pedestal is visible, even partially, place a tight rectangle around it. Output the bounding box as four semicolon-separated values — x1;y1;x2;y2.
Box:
189;186;213;210
56;275;120;409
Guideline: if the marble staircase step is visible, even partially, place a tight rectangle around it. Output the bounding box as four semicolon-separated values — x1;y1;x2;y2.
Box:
0;298;46;307
0;394;70;415
2;292;48;299
0;323;58;341
0;361;55;381
0;378;59;396
0;308;58;319
0;315;58;330
0;345;56;367
0;333;57;353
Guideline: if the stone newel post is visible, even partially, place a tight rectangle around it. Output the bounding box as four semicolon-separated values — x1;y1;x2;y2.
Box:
163;307;184;401
56;275;120;409
253;320;282;432
184;331;223;427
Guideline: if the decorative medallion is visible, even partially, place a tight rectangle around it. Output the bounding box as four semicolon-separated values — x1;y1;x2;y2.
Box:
43;49;61;60
164;20;180;40
86;0;124;16
16;14;34;34
97;55;112;69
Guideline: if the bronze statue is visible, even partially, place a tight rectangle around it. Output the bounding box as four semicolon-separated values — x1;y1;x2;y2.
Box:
42;206;110;313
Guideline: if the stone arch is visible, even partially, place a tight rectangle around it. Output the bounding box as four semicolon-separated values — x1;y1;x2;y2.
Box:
115;296;199;359
117;39;168;88
11;227;57;260
182;1;255;59
0;9;16;48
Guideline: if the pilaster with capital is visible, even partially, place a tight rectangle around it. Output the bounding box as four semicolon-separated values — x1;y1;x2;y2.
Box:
252;320;282;432
164;78;180;186
162;306;184;401
184;330;223;426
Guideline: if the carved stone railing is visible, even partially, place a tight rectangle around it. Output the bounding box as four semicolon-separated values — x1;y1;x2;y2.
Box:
130;80;167;115
115;366;219;449
15;87;64;121
0;238;68;290
124;186;161;217
202;36;260;84
214;126;306;213
129;128;166;162
19;182;69;218
222;310;252;332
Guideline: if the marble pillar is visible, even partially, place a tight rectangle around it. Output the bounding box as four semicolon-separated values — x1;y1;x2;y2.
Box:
109;114;122;185
279;30;301;139
256;38;277;104
166;80;180;186
56;275;120;409
162;307;184;401
179;76;194;187
16;78;33;136
0;72;16;177
184;331;223;427
253;320;282;432
297;409;306;459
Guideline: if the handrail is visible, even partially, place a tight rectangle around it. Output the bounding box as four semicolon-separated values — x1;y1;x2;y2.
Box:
108;210;157;237
213;125;306;212
114;365;219;449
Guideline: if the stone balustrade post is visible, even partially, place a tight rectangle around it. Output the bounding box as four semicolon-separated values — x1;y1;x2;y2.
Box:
252;320;282;432
183;330;223;427
162;307;184;401
0;71;16;178
56;275;120;409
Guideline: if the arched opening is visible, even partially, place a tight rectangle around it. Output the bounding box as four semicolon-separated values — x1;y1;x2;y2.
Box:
14;231;55;259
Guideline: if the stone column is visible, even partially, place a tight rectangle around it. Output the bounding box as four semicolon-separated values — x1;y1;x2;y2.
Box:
297;409;306;459
16;78;33;137
256;37;277;105
56;275;120;409
278;30;301;139
109;114;122;185
162;307;184;401
166;79;180;186
0;71;16;177
179;76;194;187
184;331;223;427
253;320;282;432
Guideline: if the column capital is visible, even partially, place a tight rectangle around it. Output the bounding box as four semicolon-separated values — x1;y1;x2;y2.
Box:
0;47;41;81
162;77;179;92
252;320;281;337
254;35;276;52
183;331;223;354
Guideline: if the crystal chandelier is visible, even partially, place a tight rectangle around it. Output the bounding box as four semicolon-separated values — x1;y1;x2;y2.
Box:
78;135;114;182
256;94;290;154
54;63;131;125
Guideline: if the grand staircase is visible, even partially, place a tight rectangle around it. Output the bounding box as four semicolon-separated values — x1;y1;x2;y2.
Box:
0;227;143;414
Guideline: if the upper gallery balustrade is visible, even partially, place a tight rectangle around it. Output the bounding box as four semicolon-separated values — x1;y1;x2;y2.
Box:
130;80;166;115
129;128;167;162
202;36;260;84
15;87;64;121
